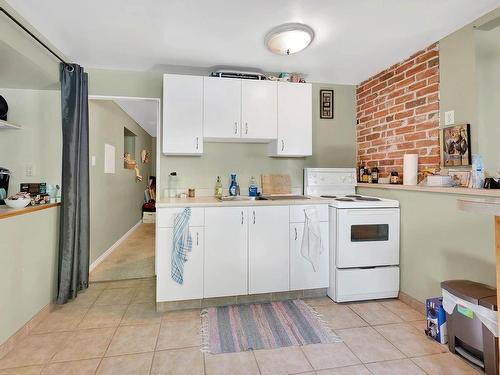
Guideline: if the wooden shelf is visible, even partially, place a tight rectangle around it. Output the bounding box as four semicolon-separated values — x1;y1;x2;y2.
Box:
358;183;500;198
0;120;21;130
0;202;60;220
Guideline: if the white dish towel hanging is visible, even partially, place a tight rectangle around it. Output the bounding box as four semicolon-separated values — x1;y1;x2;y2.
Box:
301;207;323;272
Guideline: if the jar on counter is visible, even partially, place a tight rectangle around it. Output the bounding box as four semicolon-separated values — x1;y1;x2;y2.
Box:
390;170;400;184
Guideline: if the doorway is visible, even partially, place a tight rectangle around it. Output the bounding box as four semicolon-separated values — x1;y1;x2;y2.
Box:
87;96;160;283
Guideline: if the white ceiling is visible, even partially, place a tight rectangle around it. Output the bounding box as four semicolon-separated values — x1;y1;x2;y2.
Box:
114;99;158;136
6;0;500;84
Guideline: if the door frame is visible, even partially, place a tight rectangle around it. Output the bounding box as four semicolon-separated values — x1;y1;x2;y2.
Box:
87;95;161;274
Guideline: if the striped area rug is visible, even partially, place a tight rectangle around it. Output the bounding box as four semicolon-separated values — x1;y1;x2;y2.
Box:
202;300;341;354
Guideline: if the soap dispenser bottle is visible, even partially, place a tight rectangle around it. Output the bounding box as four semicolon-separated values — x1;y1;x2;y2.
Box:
248;176;258;197
229;174;238;196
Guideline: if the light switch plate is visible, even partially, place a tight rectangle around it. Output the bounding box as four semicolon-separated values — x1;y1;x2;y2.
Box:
91;155;96;166
445;110;455;126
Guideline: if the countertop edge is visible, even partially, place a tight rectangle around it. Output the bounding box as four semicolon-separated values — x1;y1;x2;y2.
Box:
156;197;333;208
357;183;500;197
0;202;61;220
457;198;500;216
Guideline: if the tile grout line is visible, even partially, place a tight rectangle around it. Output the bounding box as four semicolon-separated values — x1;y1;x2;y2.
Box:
148;310;164;375
251;349;263;375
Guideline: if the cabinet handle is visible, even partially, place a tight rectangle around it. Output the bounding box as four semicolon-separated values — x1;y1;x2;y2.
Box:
195;137;199;150
196;231;199;246
253;210;256;224
234;122;238;134
294;227;297;240
281;140;285;151
245;122;248;135
241;211;244;224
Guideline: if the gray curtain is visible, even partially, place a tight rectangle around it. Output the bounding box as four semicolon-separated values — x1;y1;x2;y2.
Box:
57;63;90;304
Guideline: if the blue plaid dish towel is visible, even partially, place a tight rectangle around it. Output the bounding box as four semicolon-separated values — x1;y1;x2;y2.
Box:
171;207;192;284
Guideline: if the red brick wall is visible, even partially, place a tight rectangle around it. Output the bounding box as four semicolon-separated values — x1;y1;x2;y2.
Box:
356;43;440;177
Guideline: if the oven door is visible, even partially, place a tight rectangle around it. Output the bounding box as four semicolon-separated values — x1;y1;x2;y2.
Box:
336;208;399;268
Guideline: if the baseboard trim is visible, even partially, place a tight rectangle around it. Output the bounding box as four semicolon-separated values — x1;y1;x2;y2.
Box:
0;302;55;358
399;291;426;315
89;220;142;273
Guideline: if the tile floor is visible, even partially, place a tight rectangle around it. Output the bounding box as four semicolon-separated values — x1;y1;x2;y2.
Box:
89;223;155;282
0;278;482;375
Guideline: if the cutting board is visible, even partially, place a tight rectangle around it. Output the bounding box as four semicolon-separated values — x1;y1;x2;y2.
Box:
261;175;292;195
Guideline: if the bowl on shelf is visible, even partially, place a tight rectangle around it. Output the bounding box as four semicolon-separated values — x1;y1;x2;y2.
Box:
4;197;31;209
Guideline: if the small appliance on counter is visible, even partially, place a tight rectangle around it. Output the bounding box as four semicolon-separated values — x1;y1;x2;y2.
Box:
0;168;10;205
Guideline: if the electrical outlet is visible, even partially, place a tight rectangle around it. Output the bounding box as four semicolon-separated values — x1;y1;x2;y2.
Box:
445;110;455;126
25;164;34;177
91;155;96;166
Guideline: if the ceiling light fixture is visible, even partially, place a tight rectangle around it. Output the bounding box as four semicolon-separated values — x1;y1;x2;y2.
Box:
265;23;314;56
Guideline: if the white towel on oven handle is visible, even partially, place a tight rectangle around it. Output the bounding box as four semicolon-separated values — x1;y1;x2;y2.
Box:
301;207;323;272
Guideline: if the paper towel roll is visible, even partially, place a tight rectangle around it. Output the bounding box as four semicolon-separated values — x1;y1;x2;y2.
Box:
403;154;418;185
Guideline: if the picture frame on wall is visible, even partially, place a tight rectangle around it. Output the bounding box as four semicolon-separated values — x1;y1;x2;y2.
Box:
442;123;472;166
320;89;334;119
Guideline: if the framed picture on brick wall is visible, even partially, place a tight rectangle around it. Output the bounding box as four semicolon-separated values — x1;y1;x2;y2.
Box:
320;89;334;119
442;123;472;166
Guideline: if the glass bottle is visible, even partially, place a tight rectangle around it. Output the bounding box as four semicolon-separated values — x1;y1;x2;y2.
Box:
214;176;223;199
371;166;379;184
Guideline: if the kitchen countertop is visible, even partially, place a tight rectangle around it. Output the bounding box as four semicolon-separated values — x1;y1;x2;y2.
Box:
0;202;61;220
156;196;333;208
457;197;500;216
358;183;500;197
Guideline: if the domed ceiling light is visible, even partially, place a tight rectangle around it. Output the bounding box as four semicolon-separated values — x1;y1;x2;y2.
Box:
265;23;314;55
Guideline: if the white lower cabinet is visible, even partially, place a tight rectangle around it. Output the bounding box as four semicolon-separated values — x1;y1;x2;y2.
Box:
156;227;204;301
290;222;329;290
156;204;330;302
204;207;248;298
248;206;290;294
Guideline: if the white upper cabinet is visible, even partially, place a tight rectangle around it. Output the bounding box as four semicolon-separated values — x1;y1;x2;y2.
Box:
162;74;203;155
269;82;312;157
248;206;290;294
241;80;277;141
203;77;242;140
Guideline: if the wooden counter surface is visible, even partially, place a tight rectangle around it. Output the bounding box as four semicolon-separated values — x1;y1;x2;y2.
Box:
0;202;61;220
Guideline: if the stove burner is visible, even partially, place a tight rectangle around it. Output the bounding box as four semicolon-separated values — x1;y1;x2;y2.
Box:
345;194;362;198
320;195;336;198
355;196;381;201
335;198;354;202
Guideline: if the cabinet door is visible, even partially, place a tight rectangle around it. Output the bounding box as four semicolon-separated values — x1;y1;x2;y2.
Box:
241;80;277;140
203;77;241;140
269;82;312;157
248;206;289;294
163;74;203;155
156;227;204;302
204;207;248;298
290;222;329;290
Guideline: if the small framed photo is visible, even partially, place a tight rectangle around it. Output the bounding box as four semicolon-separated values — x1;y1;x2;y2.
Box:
320;89;334;119
442;124;471;166
448;169;471;188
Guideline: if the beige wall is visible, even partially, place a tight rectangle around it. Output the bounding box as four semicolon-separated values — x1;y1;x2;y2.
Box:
358;187;495;302
0;207;60;344
0;88;62;191
475;26;500;176
89;100;153;263
160;83;357;196
439;7;500;175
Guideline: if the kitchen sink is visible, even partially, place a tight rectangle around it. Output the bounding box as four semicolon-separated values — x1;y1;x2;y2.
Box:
217;196;268;201
262;195;310;200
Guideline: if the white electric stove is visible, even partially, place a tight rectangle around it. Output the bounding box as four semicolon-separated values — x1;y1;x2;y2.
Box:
304;168;400;302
